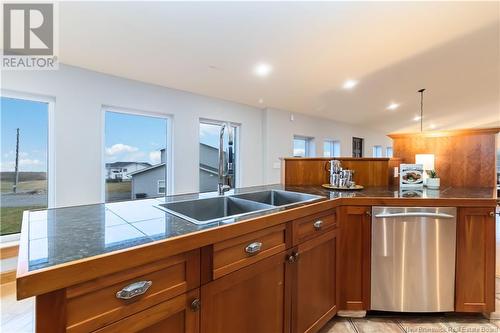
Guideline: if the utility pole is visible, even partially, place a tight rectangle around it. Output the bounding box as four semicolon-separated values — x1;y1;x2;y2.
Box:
13;128;19;193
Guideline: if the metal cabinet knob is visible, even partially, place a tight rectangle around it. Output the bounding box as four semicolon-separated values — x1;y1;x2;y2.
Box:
366;211;372;217
286;252;300;264
313;220;323;230
190;298;201;312
116;280;152;300
245;242;262;255
490;211;496;217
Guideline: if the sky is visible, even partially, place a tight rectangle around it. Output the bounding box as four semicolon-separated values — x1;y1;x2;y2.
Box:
1;97;48;172
105;111;167;165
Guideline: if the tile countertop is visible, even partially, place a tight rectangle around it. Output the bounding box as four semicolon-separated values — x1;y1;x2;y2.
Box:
23;184;497;273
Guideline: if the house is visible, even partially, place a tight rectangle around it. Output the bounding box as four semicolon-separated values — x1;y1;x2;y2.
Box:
129;149;166;198
199;143;220;192
105;162;151;181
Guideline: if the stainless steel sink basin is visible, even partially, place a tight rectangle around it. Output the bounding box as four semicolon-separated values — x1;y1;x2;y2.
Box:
232;190;323;207
156;196;276;225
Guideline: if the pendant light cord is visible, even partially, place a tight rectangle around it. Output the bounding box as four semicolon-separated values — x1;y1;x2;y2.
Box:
418;88;425;132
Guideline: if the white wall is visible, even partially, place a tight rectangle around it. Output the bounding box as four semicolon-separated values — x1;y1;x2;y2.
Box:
262;108;393;183
2;65;391;207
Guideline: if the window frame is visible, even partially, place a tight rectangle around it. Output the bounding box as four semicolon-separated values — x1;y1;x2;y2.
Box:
0;89;55;242
101;105;173;202
198;118;241;192
293;135;314;157
373;145;383;158
386;147;393;158
157;180;166;194
323;139;341;158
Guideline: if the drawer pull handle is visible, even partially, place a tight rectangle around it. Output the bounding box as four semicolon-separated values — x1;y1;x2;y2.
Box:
313;220;323;230
245;242;262;255
190;298;201;312
116;280;152;300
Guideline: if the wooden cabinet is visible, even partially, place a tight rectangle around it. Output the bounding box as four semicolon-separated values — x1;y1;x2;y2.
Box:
94;289;200;333
337;206;371;311
292;229;337;333
455;207;496;312
201;251;292;333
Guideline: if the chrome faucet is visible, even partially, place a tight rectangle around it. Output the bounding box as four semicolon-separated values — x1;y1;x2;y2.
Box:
218;123;234;195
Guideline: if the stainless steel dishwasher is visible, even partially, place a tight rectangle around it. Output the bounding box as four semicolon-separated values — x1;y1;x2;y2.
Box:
371;206;456;312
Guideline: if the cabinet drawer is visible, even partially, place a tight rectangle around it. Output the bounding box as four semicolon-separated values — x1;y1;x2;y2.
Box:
93;289;200;333
213;224;288;279
293;209;336;245
65;249;200;333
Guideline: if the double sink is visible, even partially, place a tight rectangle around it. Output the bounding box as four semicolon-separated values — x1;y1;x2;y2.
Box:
155;190;323;225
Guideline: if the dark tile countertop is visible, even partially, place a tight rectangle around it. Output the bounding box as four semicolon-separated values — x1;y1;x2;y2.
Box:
24;184;496;272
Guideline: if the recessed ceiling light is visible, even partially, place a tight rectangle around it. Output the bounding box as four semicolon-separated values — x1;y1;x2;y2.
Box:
258;98;264;104
253;63;273;77
386;103;400;110
342;79;358;90
413;115;422;121
429;123;437;129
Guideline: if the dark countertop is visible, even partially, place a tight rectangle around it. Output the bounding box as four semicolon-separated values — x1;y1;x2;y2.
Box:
23;184;496;273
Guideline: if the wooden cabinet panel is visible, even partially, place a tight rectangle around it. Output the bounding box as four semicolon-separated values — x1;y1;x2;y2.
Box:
455;207;495;312
337;206;371;311
94;289;200;333
201;251;291;333
212;224;288;279
65;250;200;333
292;230;337;333
292;209;336;245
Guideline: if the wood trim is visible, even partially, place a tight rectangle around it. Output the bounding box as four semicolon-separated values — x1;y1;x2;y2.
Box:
0;270;16;284
0;244;18;259
388;127;500;139
36;289;67;333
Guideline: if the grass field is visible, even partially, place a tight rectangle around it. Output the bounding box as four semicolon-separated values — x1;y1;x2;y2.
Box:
1;180;47;193
106;181;132;193
1;205;45;235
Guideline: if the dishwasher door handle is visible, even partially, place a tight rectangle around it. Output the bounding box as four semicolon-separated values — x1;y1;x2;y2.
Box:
374;212;455;219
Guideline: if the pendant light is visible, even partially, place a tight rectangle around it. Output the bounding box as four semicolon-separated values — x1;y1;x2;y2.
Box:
418;88;425;132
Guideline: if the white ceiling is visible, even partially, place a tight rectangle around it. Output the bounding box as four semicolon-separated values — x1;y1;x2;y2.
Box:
58;1;500;133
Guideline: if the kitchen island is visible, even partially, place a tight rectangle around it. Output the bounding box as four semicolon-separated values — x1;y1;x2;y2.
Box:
16;184;497;333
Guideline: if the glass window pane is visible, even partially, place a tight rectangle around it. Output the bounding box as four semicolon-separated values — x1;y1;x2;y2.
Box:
199;122;237;193
323;141;333;157
105;111;167;202
1;97;48;236
293;137;307;157
333;141;341;157
386;147;393;158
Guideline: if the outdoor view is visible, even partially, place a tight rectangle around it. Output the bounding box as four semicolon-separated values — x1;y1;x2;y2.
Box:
199;122;237;192
1;97;48;236
105;111;167;202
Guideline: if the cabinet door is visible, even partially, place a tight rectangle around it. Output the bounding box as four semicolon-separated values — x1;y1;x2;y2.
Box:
338;206;371;311
456;207;496;312
292;230;337;333
94;289;200;333
201;251;291;333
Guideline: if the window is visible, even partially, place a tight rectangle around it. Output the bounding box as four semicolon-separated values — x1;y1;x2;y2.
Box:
293;136;313;157
158;180;166;194
373;145;383;157
324;140;341;157
104;109;169;202
199;120;238;193
386;147;393;158
352;137;364;157
1;96;50;236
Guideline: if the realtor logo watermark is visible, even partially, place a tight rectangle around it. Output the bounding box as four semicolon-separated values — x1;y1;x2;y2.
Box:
2;3;58;70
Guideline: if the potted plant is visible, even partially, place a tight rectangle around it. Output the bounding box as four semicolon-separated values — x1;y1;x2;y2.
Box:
426;170;440;189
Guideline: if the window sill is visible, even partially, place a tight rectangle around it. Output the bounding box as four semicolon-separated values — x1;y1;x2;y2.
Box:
0;240;19;260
